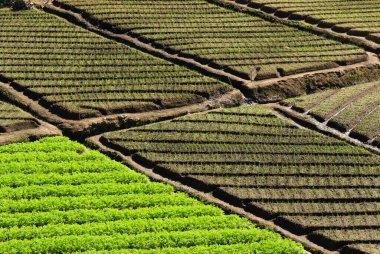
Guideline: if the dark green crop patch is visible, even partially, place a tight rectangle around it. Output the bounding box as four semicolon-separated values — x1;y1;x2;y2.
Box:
102;105;380;252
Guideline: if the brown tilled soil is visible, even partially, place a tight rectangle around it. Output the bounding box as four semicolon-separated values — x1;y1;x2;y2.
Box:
0;120;61;146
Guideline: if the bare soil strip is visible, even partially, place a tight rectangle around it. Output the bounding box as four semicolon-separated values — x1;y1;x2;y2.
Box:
86;134;331;254
209;0;380;54
0;80;243;139
43;4;380;103
275;105;380;154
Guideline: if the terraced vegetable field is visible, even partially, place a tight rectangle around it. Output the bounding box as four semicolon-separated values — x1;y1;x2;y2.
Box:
0;0;379;253
100;105;380;252
0;8;232;120
0;136;304;253
53;0;368;81
239;0;380;46
282;81;380;147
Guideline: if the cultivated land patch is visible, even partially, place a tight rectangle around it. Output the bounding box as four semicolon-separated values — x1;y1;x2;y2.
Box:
228;0;380;52
0;8;244;136
52;0;368;80
99;105;380;253
0;99;60;145
281;81;380;148
0;136;304;253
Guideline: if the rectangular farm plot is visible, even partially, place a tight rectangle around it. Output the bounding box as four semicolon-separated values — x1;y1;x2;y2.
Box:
102;105;380;252
283;81;380;145
54;0;368;80
0;9;231;120
245;0;380;44
0;136;304;253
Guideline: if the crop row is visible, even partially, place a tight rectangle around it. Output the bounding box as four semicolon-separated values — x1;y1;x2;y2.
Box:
0;137;302;253
73;241;304;254
55;0;367;80
0;160;143;175
277;214;380;230
219;187;379;201
0;171;147;187
118;141;366;155
138;151;377;165
251;201;380;216
157;162;379;176
309;229;380;251
0;205;225;228
0;193;202;213
0;229;294;253
111;130;345;145
189;175;379;188
0;9;230;120
283;81;380;146
0;215;252;241
0;182;174;200
103;105;380;251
